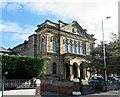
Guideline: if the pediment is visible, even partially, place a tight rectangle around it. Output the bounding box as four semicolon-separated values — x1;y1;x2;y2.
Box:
71;21;87;37
60;21;94;40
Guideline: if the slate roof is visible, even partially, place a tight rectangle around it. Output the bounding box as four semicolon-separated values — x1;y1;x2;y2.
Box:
0;46;12;53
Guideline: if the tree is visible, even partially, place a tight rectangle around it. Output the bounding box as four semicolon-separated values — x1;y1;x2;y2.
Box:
86;33;120;76
106;33;120;75
85;43;105;76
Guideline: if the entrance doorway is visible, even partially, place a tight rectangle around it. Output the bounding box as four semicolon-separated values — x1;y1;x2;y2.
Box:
80;64;83;79
65;64;70;79
73;63;77;78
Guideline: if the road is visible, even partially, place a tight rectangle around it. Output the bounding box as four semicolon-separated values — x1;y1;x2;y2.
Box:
0;89;120;97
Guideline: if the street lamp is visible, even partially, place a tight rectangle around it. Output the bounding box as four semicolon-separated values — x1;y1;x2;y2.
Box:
102;16;111;91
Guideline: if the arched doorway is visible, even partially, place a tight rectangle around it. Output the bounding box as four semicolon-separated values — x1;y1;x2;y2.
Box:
73;63;77;78
80;64;83;79
65;64;70;79
52;62;57;74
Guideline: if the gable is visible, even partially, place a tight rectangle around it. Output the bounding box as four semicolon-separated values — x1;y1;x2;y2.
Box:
60;21;95;40
71;21;87;37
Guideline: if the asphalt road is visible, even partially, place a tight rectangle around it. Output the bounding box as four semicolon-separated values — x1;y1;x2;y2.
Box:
1;89;120;97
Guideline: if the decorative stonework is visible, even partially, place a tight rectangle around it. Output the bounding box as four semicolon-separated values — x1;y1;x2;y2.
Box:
13;20;96;80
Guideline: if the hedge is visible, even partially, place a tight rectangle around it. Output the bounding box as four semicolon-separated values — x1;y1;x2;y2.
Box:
1;54;45;79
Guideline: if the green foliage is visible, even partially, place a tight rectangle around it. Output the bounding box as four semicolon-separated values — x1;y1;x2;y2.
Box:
1;54;45;79
92;83;103;90
86;33;120;75
106;38;120;75
85;45;105;75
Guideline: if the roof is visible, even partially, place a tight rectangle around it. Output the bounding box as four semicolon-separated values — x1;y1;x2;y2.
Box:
0;46;12;53
36;20;96;41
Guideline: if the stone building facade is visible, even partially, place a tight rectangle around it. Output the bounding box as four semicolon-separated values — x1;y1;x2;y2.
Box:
13;20;96;80
13;34;37;57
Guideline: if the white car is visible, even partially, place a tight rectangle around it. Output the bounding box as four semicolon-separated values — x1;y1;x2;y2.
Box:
107;76;120;84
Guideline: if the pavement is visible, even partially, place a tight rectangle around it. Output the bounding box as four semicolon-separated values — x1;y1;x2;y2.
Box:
0;89;69;97
0;89;120;97
80;90;120;97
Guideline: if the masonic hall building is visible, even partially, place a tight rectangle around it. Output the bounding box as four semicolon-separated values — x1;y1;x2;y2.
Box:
13;20;96;80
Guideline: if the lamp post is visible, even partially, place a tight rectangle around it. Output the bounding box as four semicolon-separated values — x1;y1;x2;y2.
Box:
102;16;111;91
2;71;8;97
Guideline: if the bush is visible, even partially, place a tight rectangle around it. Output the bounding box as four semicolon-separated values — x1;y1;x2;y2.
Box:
1;54;45;79
92;83;103;90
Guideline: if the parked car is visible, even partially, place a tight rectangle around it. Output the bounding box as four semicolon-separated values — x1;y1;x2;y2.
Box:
107;76;120;84
116;76;120;81
88;76;104;85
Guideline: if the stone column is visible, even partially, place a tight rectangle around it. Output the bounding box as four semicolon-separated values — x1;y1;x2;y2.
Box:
35;79;41;96
70;65;73;80
77;66;80;78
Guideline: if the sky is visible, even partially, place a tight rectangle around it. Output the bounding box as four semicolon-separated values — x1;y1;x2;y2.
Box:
0;0;119;49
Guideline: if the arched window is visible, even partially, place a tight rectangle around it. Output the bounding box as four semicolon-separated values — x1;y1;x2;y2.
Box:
89;44;93;55
41;37;45;53
52;37;57;53
82;43;86;54
78;43;81;54
69;40;72;53
72;28;75;32
53;62;57;74
65;39;68;53
74;42;77;53
82;45;84;54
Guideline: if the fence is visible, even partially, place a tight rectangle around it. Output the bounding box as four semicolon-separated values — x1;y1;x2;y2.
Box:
4;79;35;88
41;79;73;87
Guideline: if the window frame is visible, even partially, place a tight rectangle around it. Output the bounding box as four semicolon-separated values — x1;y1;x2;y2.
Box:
69;40;73;53
52;37;57;53
78;43;81;54
74;41;77;53
65;39;68;53
41;37;45;54
52;62;57;74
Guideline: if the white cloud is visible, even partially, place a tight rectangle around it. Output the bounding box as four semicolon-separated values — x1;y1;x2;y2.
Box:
7;3;22;10
0;2;8;9
0;22;22;33
0;21;35;33
1;0;119;44
0;21;36;40
11;33;30;41
23;0;119;43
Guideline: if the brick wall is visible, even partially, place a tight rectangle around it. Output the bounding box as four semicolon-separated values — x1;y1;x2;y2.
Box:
41;80;79;94
41;84;74;94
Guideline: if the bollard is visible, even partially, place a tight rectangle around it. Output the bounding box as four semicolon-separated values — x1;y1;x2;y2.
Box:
35;79;41;97
72;78;81;96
